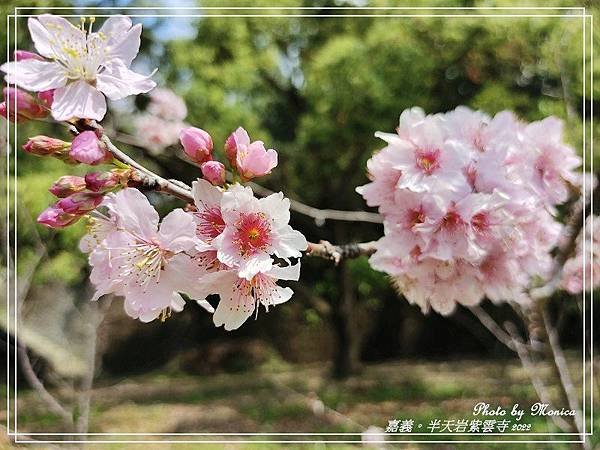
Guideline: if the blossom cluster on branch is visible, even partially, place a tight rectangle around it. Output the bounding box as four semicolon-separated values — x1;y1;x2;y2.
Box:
3;13;594;330
357;107;583;314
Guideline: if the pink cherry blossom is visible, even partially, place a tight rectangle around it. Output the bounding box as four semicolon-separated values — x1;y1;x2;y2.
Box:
201;263;301;331
358;106;581;315
561;215;600;294
226;127;278;180
1;15;156;121
134;114;183;154
213;184;307;280
147;88;187;121
80;188;214;321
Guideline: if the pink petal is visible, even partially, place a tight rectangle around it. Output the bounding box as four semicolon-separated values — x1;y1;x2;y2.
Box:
52;80;107;121
1;59;67;92
96;61;156;101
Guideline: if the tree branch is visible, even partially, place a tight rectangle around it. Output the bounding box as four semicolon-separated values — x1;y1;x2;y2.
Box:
306;240;377;265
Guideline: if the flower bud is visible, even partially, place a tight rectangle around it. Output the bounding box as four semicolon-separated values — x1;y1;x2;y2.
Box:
224;127;250;168
2;87;47;121
37;205;80;228
85;169;130;192
56;192;103;214
179;127;213;164
49;175;87;198
23;136;70;156
70;131;111;165
201;161;226;186
14;50;42;61
37;90;54;108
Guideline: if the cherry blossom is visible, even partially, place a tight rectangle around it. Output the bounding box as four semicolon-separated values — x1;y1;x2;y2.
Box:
358;107;581;315
81;188;214;322
213;184;307;280
1;15;156;121
202;263;301;331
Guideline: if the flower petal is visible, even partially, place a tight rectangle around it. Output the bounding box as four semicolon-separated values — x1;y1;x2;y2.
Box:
267;263;301;281
157;208;197;252
109;188;159;239
96;60;156;101
30;16;85;59
1;59;67;92
192;179;223;209
51;80;106;121
99;18;142;66
213;287;255;331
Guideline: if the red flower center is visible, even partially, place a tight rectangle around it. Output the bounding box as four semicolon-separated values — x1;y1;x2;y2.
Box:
234;212;272;255
415;149;441;175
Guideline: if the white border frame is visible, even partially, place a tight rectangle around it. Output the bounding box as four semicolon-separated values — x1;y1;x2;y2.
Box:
4;5;594;445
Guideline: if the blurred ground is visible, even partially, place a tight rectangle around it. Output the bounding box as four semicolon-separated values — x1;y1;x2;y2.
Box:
2;356;597;449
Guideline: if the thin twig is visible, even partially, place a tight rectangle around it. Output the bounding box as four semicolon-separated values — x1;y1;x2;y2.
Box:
17;345;72;425
112;131;383;225
504;321;572;432
542;308;586;440
469;306;517;352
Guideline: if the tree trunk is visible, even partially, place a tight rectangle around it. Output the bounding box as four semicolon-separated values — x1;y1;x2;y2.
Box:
331;260;360;379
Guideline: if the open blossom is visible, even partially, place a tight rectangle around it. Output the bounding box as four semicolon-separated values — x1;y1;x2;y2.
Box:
202;263;301;331
81;188;214;322
1;15;156;121
358;107;580;315
147;88;187;121
561;215;600;294
213;184;307;280
225;127;278;180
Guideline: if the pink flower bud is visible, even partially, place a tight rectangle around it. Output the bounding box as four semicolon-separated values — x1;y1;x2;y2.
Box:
37;205;80;228
49;175;87;198
201;161;226;186
37;90;54;108
56;192;103;214
14;50;42;61
85;170;127;192
2;87;47;121
179;127;213;164
236;141;278;181
224;127;250;168
23;136;70;156
70;131;111;165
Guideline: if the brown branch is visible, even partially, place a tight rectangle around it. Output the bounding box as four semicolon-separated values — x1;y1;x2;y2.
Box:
469;306;517;352
306;240;377;265
112;131;383;225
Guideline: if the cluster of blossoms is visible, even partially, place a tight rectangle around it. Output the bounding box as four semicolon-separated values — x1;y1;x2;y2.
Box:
133;88;189;153
561;215;600;294
357;107;582;315
80;127;306;329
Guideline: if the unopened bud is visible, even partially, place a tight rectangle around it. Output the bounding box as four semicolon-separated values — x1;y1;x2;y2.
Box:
201;161;226;186
49;175;87;198
224;127;250;169
2;87;47;121
37;90;54;108
56;192;104;214
23;135;70;156
180;127;213;164
37;205;80;228
14;50;43;61
70;131;111;165
85;169;130;192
